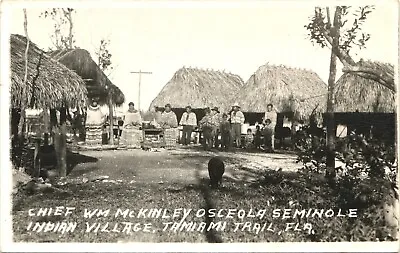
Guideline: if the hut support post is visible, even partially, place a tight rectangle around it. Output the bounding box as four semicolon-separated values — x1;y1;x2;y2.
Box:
33;138;40;178
17;109;26;137
108;96;114;146
52;108;68;178
43;108;51;144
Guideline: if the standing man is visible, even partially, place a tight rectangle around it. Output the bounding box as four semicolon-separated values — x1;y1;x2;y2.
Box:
211;107;221;148
263;103;277;152
199;107;214;151
230;103;245;148
179;105;197;145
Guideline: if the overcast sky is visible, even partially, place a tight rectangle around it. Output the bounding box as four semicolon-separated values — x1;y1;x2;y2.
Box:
5;1;398;112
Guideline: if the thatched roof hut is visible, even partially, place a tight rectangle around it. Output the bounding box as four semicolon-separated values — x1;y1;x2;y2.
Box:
334;61;395;113
236;63;328;121
49;48;125;106
10;34;87;109
149;67;244;112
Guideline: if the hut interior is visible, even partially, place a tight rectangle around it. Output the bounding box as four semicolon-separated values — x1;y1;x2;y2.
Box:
331;112;396;145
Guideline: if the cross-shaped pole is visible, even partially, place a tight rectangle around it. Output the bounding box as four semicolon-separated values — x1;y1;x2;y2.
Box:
130;70;152;110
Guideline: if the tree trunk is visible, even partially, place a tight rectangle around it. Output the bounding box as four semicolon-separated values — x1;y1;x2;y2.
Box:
67;10;73;48
325;7;341;180
108;96;114;146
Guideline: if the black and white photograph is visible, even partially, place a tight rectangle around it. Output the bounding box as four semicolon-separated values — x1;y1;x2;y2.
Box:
0;0;399;251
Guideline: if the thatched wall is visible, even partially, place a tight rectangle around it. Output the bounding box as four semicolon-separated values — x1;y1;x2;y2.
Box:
236;63;328;121
334;61;395;113
49;49;125;106
10;34;87;109
149;67;244;113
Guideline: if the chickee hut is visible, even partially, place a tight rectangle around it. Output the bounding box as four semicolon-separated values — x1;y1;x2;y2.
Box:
332;60;396;144
149;67;245;122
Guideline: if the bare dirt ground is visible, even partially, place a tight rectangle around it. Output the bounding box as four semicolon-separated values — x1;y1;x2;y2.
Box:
67;146;301;185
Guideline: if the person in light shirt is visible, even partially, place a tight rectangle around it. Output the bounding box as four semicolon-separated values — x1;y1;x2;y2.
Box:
230;103;245;148
263;103;277;151
179;105;197;145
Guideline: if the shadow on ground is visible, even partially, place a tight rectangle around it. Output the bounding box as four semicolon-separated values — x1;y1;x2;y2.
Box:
67;151;99;175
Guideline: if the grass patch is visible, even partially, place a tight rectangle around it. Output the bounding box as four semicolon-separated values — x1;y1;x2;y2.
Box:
12;167;396;242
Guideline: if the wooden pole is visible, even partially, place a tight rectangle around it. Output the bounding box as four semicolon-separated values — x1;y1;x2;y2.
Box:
108;95;114;145
130;70;152;110
18;9;29;138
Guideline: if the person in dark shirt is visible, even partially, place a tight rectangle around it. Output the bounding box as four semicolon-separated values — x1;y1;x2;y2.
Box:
219;113;231;151
254;125;263;149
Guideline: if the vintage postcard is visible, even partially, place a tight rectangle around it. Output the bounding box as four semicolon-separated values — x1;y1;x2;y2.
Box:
0;0;399;252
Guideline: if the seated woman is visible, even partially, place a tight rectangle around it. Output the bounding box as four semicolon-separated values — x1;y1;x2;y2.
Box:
120;102;143;149
159;104;178;149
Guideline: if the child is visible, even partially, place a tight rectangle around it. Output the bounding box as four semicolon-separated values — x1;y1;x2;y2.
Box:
199;108;214;151
254;125;263;149
219;113;231;151
245;129;254;149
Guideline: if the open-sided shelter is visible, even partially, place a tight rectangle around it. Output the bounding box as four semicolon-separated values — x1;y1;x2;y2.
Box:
235;63;328;126
333;60;396;143
49;48;125;106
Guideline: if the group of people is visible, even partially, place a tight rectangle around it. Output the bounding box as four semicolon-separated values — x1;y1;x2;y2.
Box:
180;102;278;152
84;98;278;152
84;99;180;149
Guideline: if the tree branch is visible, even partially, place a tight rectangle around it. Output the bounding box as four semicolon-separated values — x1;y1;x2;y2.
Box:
326;7;332;28
313;7;395;92
342;65;395;91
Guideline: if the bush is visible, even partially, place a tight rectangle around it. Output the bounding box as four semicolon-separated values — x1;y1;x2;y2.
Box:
294;125;327;173
293;125;398;240
294;126;397;183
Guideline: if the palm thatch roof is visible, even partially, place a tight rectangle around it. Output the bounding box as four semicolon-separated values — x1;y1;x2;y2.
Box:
149;67;244;112
334;61;396;113
49;48;125;106
237;63;328;121
10;34;87;109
